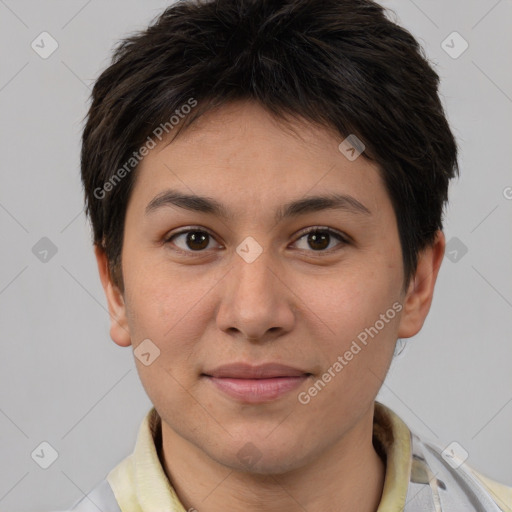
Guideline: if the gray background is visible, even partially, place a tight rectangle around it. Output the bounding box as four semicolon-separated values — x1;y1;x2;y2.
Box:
0;0;511;510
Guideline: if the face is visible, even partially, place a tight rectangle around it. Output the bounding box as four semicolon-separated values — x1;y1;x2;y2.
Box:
96;100;444;474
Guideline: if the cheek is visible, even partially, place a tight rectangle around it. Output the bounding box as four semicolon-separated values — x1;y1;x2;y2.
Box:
297;265;400;370
123;269;210;407
293;268;380;334
123;260;215;356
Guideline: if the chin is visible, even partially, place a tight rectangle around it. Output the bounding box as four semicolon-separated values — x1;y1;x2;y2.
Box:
214;439;310;476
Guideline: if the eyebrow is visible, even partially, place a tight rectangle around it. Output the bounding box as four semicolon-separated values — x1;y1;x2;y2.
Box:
145;189;372;221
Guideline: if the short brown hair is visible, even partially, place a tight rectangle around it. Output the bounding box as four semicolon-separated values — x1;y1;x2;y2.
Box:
81;0;459;293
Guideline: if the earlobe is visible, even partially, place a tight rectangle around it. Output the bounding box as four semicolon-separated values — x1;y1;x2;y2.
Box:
94;245;132;347
397;230;446;339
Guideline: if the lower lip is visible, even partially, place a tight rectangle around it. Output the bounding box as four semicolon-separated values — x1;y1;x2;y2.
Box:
204;375;309;403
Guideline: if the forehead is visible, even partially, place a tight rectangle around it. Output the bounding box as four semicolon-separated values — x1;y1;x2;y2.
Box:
129;100;389;221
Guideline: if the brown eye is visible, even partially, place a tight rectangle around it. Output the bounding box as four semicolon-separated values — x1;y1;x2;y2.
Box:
166;229;219;252
307;231;330;250
185;231;210;250
293;228;348;252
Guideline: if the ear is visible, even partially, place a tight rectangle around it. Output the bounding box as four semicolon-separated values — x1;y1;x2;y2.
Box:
397;230;446;339
94;245;132;347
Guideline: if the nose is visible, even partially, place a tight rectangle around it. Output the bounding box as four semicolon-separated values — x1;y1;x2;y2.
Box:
215;248;296;343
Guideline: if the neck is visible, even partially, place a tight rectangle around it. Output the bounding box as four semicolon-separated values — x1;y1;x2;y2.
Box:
159;403;386;512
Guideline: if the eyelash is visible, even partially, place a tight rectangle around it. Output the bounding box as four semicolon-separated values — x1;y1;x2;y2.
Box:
163;226;349;256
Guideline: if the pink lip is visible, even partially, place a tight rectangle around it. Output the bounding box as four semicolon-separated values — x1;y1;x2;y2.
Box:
204;362;310;379
202;363;311;403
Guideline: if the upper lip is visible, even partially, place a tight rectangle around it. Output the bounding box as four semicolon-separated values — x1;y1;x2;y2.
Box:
203;363;311;379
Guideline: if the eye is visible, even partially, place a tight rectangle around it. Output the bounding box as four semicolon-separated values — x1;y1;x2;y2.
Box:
164;228;222;252
164;226;348;255
291;227;348;252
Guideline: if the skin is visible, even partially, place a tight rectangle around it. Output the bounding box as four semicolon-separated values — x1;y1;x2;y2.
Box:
95;100;445;512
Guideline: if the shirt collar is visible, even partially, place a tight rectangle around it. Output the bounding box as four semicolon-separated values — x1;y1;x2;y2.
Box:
107;401;412;511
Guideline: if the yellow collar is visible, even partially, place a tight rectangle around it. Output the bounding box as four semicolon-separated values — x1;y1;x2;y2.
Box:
107;401;412;511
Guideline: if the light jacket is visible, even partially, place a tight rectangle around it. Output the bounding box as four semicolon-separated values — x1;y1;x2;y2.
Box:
59;402;511;512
